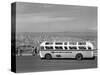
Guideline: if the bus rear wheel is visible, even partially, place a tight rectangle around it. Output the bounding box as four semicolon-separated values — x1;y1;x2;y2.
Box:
76;54;83;60
45;54;52;60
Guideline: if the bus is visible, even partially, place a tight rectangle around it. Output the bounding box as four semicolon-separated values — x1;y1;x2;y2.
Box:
39;41;95;60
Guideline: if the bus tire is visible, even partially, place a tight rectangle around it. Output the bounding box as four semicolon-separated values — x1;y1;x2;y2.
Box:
45;54;52;60
75;53;83;60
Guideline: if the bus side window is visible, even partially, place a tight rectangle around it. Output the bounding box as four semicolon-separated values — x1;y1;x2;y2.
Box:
45;42;53;45
45;46;53;50
64;42;67;45
69;46;77;50
55;42;63;45
69;42;76;45
78;42;86;45
78;46;86;50
41;46;44;50
55;46;63;50
64;46;68;50
88;46;91;50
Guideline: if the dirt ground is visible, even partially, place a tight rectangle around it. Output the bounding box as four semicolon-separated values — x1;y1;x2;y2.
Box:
16;56;97;73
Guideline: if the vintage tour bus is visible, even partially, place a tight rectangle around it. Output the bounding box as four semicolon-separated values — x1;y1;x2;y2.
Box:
39;41;95;60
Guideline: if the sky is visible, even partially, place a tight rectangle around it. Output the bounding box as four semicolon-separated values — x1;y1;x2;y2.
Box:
16;2;97;32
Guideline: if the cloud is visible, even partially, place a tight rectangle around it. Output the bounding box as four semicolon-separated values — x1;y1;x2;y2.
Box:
41;4;56;8
17;13;74;23
88;26;97;31
30;16;73;23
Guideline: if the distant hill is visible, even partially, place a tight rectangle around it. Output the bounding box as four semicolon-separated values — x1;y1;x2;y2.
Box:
16;32;97;49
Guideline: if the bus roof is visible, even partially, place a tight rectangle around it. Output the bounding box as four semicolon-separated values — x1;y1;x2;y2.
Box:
40;41;93;48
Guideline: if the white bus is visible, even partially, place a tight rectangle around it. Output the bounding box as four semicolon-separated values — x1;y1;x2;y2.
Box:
39;41;95;60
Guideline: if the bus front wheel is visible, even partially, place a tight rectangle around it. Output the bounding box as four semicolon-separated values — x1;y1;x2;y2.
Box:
45;54;52;60
75;54;83;60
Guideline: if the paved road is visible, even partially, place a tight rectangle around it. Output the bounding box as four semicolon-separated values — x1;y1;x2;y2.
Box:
16;56;97;73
